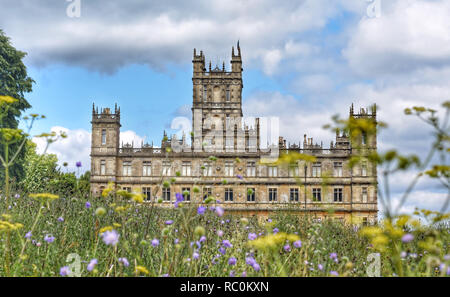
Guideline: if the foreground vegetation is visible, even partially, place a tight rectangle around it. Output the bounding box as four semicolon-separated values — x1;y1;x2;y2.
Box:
0;190;448;277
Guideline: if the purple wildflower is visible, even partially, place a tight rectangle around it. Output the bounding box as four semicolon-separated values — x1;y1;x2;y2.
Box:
151;238;160;247
215;206;224;217
102;230;120;246
197;206;206;215
293;240;302;248
252;263;261;272
330;271;339;276
283;244;291;252
85;201;91;209
273;228;279;234
248;233;257;240
246;257;256;266
165;220;174;225
222;240;232;248
44;235;55;243
402;233;414;243
228;257;237;266
217;230;224;237
199;236;207;243
60;266;71;276
193;252;200;260
25;231;32;239
318;264;323;271
118;257;129;267
175;193;184;202
329;253;338;260
219;247;226;255
87;259;98;272
57;217;64;222
241;271;247;277
76;161;82;168
229;270;235;277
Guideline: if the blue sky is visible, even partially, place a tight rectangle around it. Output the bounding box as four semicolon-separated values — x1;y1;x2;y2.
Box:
1;0;448;216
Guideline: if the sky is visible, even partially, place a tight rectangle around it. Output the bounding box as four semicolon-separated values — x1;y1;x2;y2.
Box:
0;0;448;216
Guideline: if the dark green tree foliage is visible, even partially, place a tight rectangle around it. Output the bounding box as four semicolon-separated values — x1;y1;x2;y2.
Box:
0;29;34;183
20;142;91;197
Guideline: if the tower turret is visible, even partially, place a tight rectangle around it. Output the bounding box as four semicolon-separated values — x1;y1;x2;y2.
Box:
90;103;121;195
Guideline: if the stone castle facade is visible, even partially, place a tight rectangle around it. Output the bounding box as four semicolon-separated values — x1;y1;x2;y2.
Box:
90;43;378;223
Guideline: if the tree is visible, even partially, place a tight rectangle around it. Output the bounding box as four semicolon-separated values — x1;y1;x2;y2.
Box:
0;29;34;184
20;141;59;194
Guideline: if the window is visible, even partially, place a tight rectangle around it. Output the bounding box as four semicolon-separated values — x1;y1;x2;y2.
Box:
182;187;191;201
269;188;277;202
99;186;105;196
225;161;234;177
334;162;343;177
247;162;256;177
123;161;132;176
143;161;152;176
226;86;230;102
203;187;212;201
289;165;299;177
100;160;106;175
143;187;152;201
182;161;191;176
162;161;171;176
312;188;321;201
247;188;255;202
225;188;233;202
101;129;106;145
362;132;367;145
203;85;207;101
361;162;368;177
203;162;213;176
362;187;368;203
334;188;343;202
122;187;131;193
312;162;321;177
362;217;368;226
163;188;171;201
268;165;278;177
290;188;299;202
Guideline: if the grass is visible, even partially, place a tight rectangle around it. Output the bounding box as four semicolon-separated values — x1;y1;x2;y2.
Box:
0;190;448;277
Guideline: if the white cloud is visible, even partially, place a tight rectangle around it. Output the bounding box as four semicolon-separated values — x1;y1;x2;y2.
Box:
243;91;334;145
32;126;146;173
0;0;360;73
120;130;146;147
33;126;91;173
383;191;448;217
343;0;450;77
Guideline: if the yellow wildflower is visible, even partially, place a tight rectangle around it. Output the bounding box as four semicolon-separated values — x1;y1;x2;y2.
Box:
29;193;59;203
135;265;149;275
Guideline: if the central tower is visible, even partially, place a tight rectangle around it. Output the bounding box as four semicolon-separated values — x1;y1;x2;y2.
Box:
192;42;244;151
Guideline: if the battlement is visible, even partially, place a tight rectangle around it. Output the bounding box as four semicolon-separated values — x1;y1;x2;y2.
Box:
350;103;377;119
193;41;242;75
92;103;121;124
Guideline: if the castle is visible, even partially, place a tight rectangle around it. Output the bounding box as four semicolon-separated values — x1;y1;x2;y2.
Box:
90;43;378;224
